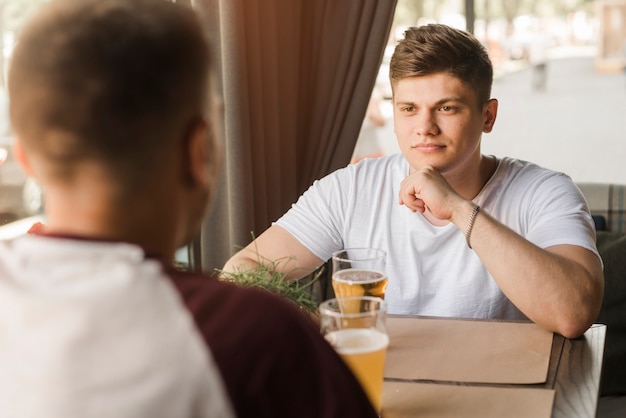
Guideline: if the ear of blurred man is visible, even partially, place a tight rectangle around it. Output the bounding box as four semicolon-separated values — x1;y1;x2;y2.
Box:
12;138;35;179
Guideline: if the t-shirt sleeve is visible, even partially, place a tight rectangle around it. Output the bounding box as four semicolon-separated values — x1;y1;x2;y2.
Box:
524;173;598;256
275;169;351;261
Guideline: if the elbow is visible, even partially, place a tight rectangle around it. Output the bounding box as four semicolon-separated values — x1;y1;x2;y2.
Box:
558;268;605;339
556;290;604;340
222;254;257;275
221;255;239;273
220;256;237;275
551;304;598;338
557;320;592;340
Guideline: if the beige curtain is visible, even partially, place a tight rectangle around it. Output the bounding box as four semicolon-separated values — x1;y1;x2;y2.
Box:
194;0;397;271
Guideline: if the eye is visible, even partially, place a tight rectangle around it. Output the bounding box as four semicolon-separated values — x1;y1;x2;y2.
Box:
440;105;453;112
401;105;414;112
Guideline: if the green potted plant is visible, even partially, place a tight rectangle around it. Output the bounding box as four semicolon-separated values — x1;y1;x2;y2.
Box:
217;256;323;315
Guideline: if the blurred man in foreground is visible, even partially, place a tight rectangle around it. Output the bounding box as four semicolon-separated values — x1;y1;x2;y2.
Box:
2;0;378;416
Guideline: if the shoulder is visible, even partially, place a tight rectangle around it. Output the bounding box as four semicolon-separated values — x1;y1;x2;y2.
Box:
497;157;563;176
482;157;587;217
351;153;406;174
493;157;575;190
486;158;596;246
165;268;377;418
320;153;406;187
166;268;307;332
165;268;315;374
0;247;235;418
301;154;404;203
496;157;556;176
165;268;330;359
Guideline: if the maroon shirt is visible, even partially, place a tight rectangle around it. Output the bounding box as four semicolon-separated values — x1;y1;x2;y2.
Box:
165;265;378;418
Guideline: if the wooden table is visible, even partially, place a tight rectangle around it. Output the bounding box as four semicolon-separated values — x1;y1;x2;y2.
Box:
382;317;606;418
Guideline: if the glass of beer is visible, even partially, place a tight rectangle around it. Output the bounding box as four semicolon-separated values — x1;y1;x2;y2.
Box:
332;248;387;300
320;296;389;414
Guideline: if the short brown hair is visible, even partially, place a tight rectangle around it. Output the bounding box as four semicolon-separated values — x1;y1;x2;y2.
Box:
9;0;211;185
390;24;493;106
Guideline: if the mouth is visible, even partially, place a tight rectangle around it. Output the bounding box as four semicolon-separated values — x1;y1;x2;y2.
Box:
412;143;445;152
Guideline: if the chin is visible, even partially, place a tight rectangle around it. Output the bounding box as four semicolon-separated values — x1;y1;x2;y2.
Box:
409;150;452;168
405;156;440;172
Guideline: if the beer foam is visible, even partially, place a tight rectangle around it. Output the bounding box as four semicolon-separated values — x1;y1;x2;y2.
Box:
332;269;386;284
326;328;389;354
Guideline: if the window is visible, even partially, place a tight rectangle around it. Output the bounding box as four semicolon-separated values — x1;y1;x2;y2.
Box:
353;0;625;184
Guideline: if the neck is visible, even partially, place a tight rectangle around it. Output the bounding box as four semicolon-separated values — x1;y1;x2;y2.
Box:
41;184;183;261
444;154;498;201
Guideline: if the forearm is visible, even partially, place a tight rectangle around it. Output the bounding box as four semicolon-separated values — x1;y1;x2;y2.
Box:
221;225;324;281
221;245;305;279
452;201;604;338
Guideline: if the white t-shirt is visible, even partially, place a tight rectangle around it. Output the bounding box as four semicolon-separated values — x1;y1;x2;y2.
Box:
0;236;234;418
276;153;598;319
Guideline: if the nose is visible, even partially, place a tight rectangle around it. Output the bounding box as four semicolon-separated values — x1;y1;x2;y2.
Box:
415;111;439;136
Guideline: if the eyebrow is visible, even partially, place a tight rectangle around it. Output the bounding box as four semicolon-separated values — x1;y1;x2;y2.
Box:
394;96;468;107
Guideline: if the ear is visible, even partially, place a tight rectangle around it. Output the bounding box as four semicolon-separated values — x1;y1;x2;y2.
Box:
185;117;221;190
482;98;498;133
12;138;36;178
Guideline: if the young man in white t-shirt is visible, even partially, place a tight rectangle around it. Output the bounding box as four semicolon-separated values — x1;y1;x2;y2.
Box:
224;24;604;339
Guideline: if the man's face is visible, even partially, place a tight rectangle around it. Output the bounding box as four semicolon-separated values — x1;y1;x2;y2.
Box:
392;73;496;176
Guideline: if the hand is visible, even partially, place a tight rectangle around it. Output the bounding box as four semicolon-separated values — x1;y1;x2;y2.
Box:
398;165;463;221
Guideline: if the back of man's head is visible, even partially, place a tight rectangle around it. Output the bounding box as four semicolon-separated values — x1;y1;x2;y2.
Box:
8;0;211;186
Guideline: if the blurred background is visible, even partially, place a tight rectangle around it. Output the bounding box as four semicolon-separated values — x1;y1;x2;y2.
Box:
0;0;46;227
353;0;626;188
0;0;625;228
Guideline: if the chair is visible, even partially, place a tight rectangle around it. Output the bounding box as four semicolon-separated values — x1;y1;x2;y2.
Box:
577;183;626;233
577;183;626;417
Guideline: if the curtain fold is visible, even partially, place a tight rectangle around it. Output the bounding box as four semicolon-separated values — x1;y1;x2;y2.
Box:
196;0;397;271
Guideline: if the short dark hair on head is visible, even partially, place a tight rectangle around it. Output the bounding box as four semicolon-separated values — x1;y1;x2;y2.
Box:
390;24;493;106
9;0;210;183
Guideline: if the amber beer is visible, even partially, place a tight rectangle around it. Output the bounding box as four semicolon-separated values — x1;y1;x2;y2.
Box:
325;328;389;413
320;296;388;414
332;268;388;300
